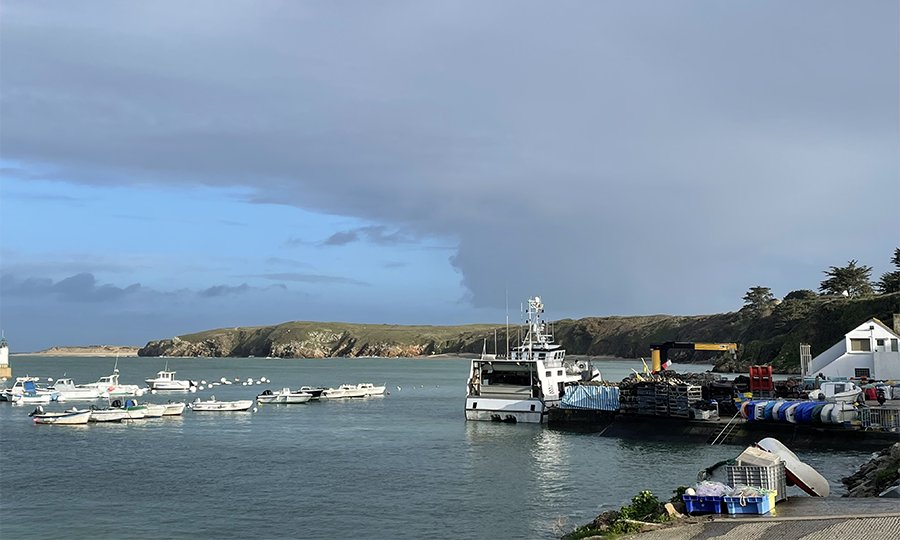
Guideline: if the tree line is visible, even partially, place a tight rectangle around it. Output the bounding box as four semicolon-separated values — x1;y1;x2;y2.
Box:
742;248;900;314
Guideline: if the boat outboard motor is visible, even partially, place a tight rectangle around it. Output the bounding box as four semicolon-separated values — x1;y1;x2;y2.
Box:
29;405;44;417
111;399;122;408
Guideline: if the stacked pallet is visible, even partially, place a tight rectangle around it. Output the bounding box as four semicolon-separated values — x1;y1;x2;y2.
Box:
668;384;702;418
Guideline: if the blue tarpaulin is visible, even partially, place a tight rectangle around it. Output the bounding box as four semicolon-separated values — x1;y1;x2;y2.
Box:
560;385;619;411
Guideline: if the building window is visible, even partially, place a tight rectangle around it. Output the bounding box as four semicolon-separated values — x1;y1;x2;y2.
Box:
855;368;870;378
850;338;871;352
557;370;563;376
545;371;551;377
892;339;899;352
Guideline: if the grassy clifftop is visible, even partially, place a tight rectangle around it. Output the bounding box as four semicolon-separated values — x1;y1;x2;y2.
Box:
138;293;900;373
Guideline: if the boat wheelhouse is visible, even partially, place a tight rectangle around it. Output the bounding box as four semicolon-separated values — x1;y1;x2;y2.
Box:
465;296;601;423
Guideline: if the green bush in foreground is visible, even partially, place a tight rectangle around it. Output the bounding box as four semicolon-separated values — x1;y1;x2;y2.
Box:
562;491;671;540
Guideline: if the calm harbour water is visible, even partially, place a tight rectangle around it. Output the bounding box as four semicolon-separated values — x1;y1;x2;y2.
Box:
0;356;872;540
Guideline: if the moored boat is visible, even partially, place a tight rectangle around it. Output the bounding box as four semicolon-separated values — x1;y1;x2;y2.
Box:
84;406;129;422
162;402;186;416
321;388;347;399
256;388;312;404
80;365;144;397
298;386;325;399
357;383;386;396
30;406;91;425
2;377;57;402
49;378;102;401
109;398;148;419
143;404;167;418
465;296;602;424
337;384;368;398
189;397;253;412
145;367;197;391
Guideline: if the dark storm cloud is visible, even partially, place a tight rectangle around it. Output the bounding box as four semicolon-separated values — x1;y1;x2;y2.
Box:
259;273;369;286
322;226;417;247
2;1;897;316
197;283;251;298
1;273;141;302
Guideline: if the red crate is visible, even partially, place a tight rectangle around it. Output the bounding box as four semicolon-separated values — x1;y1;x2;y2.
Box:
749;366;773;392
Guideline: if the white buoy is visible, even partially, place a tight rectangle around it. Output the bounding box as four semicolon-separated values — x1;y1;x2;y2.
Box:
151;389;158;395
397;386;401;391
247;378;253;383
48;378;54;382
199;385;205;390
256;381;261;385
252;407;258;413
201;380;207;385
220;377;226;383
190;387;197;393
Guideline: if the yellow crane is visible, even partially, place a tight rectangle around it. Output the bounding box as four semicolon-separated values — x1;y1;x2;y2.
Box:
650;341;737;372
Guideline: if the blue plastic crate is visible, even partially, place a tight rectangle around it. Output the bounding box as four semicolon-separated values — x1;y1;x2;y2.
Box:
683;495;723;514
723;495;772;515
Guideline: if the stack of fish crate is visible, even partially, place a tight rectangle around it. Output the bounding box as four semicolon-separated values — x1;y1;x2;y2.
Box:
668;384;702;418
637;384;657;416
619;384;638;415
655;382;670;416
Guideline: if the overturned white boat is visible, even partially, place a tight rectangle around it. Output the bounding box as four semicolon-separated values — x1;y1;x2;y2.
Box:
465;296;601;424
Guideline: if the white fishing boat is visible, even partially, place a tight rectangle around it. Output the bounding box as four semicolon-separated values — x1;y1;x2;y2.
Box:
357;383;386;396
256;388;313;404
298;386;326;399
337;384;368;398
321;388;347;399
80;363;144;397
162;402;186;416
145;365;197;391
143;404;167;418
84;406;129;422
189;397;254;412
2;377;57;402
108;398;148;419
30;406;91;425
49;378;102;401
465;296;602;424
808;381;863;404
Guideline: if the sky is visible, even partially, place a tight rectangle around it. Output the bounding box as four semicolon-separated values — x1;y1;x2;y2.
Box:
1;1;898;352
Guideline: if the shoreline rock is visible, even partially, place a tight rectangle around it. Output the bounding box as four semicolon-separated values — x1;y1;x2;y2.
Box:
842;443;900;497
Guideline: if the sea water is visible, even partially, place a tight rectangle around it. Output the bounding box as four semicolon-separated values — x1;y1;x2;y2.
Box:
0;357;871;540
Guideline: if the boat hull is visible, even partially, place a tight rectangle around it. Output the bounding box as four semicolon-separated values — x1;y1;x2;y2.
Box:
87;409;129;422
464;396;547;424
33;411;92;425
162;402;186;415
190;400;254;412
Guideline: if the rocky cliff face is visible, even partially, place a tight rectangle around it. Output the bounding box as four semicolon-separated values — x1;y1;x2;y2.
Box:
137;293;898;370
842;443;900;497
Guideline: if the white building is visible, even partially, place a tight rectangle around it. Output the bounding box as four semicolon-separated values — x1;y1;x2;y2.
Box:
803;318;900;380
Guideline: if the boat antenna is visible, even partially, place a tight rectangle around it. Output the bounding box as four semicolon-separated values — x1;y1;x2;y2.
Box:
505;285;510;359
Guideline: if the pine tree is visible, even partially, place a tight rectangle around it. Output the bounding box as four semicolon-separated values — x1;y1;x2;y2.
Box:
875;248;900;294
819;260;873;297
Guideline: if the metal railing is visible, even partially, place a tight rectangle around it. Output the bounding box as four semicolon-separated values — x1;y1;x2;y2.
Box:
858;407;900;432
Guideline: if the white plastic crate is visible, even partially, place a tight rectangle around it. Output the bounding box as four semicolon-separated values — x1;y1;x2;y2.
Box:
726;462;787;502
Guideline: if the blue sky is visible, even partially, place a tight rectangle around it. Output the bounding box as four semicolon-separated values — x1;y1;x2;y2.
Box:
1;1;898;352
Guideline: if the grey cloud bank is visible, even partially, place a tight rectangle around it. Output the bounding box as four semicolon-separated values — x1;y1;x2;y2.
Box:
1;1;897;349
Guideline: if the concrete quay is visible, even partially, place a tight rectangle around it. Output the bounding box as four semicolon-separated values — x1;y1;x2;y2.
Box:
624;498;900;540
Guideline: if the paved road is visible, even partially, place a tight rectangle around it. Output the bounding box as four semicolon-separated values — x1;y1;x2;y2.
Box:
624;498;900;540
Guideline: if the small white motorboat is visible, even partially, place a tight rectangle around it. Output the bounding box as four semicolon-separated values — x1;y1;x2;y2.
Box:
337;384;368;398
321;388;347;399
808;381;863;404
256;388;313;404
162;402;186;416
357;383;386;396
298;386;325;399
49;378;102;401
84;406;129;422
189;397;254;412
143;404;167;418
3;377;57;402
145;367;196;391
80;367;144;397
30;406;91;425
756;437;830;497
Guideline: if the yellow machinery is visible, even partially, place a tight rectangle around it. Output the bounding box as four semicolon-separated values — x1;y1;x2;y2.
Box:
650;342;737;372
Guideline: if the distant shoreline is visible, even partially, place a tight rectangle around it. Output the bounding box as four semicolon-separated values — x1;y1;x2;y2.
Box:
12;346;140;357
